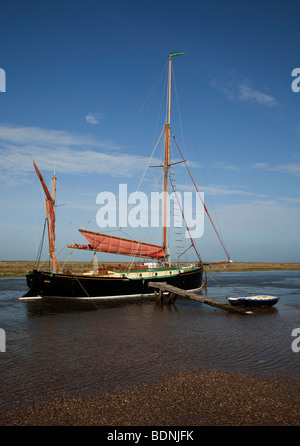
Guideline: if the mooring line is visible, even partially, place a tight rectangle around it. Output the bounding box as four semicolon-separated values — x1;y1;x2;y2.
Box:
206;271;253;295
74;275;100;310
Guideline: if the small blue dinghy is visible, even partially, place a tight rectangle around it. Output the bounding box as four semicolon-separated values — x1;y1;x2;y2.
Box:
227;295;279;308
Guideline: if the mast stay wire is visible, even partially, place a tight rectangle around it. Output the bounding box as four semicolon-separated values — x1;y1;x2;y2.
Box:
185;120;228;258
168;172;202;262
67;64;168;235
171;131;231;262
118;124;165;231
120;62;168;149
115;65;173;260
205;270;254;296
170;62;230;263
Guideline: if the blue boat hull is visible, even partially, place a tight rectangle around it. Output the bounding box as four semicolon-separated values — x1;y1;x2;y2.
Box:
227;296;279;308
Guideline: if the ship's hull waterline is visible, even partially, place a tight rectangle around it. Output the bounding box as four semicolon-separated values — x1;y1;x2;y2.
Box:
21;265;203;300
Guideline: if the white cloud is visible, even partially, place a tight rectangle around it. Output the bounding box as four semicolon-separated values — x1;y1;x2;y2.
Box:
216;161;242;171
279;197;300;203
211;78;277;107
238;83;277;106
252;162;269;169
176;183;253;196
215;199;300;236
210;78;236;101
268;163;300;176
85;112;104;125
0;125;109;148
198;197;300;262
0;125;154;184
253;161;300;176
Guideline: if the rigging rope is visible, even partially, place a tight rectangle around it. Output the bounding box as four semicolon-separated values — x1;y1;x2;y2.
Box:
168;173;202;262
171;244;193;264
171;132;231;263
34;218;47;268
205;270;255;295
74;276;100;310
118;125;165;231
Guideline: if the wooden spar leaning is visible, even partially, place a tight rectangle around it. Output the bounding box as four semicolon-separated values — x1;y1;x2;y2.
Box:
33;160;57;272
45;198;52;267
149;281;252;314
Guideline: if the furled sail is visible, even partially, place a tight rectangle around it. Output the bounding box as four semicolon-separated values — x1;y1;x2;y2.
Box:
33;161;56;260
70;229;165;260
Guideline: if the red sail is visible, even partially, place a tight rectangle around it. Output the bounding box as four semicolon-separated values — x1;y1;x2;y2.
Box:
78;229;165;260
33;161;56;255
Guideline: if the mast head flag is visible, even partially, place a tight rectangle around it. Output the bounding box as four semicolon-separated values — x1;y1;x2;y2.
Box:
170;52;185;58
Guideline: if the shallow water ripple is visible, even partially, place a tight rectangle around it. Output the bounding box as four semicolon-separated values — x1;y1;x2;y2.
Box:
0;272;300;411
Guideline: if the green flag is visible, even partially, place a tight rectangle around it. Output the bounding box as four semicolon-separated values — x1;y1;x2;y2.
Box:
170;52;185;58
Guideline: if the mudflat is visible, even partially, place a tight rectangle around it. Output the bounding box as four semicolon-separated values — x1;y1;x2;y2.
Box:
1;369;300;426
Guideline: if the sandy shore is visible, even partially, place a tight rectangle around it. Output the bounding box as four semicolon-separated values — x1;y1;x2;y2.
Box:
1;369;300;426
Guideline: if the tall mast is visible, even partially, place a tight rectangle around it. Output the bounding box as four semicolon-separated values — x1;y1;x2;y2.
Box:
52;172;57;271
163;55;172;263
163;52;185;265
52;172;56;202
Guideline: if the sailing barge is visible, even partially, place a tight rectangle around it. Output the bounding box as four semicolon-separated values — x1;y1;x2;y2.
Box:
22;53;230;301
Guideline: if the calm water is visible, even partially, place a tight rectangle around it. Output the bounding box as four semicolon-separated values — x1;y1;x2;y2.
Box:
1;271;300;412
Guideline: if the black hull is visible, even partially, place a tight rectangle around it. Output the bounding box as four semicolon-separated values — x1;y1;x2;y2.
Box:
22;266;203;300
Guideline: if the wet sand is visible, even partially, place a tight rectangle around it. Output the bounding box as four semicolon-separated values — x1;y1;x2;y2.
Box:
1;369;300;426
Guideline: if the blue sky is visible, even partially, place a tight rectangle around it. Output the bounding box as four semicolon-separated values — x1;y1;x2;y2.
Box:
0;0;300;263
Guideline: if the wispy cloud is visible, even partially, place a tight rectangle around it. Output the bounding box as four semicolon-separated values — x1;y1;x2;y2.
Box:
85;112;105;125
210;79;236;101
0;125;154;184
216;199;300;235
0;125;109;148
211;78;277;107
252;162;269;169
253;162;300;176
176;183;253;196
216;161;242;171
238;83;277;107
279;197;300;203
268;163;300;176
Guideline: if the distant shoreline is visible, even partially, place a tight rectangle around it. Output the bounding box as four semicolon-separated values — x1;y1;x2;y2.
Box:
204;261;300;272
1;260;300;278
